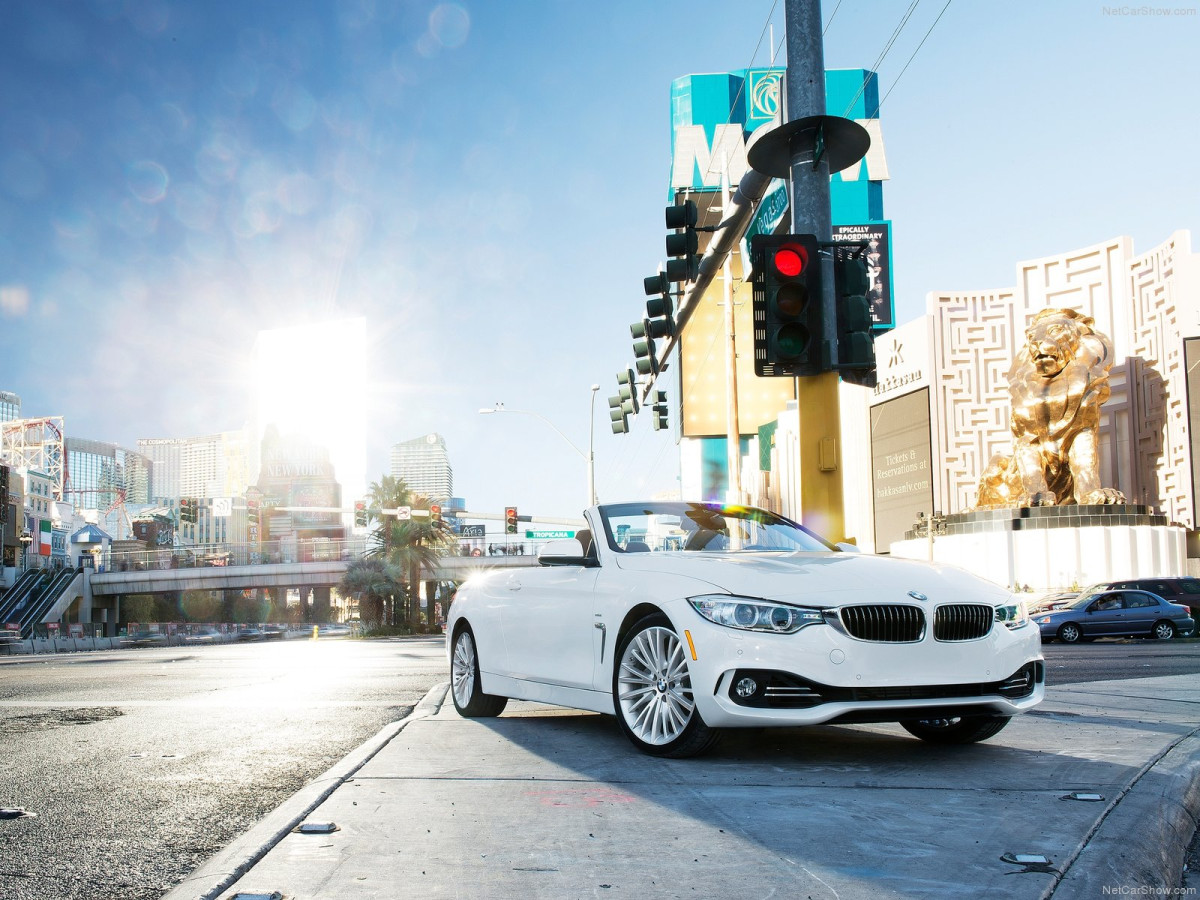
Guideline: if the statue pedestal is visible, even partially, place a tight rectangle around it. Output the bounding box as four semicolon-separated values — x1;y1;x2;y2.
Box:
888;505;1187;592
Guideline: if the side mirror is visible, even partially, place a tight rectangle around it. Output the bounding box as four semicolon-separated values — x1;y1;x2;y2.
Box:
538;539;588;567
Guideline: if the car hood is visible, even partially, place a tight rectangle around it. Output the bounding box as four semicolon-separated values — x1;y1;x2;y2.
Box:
612;551;1013;608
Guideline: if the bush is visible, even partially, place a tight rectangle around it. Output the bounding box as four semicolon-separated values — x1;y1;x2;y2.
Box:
358;622;444;638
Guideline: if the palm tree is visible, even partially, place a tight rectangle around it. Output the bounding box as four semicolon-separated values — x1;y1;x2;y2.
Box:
337;557;404;631
362;480;454;628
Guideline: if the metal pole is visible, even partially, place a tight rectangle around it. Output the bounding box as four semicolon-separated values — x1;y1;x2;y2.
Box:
722;154;742;505
588;384;598;506
784;0;846;541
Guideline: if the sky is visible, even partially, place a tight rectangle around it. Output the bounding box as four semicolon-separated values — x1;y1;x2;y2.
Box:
1;0;1197;522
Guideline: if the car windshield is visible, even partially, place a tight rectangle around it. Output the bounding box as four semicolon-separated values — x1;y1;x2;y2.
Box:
598;502;836;554
1069;587;1109;609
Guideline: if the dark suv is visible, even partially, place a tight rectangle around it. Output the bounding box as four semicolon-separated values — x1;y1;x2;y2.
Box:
1097;578;1200;615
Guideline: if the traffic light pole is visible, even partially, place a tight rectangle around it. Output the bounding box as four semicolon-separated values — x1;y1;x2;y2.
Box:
721;155;743;505
783;0;846;542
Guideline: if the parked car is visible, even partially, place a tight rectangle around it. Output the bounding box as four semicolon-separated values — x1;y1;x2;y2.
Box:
447;501;1045;758
237;626;264;642
184;627;221;645
122;630;168;647
1028;591;1078;615
1089;578;1200;616
1035;588;1196;643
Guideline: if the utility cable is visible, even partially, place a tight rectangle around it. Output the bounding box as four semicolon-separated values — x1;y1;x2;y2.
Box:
841;0;921;117
877;0;953;111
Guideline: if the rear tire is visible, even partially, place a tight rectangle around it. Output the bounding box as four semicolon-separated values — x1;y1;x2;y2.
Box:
1152;620;1176;641
450;626;508;718
612;613;719;758
900;715;1011;744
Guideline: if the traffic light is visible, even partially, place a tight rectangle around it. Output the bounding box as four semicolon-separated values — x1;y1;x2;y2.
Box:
642;273;675;336
665;199;699;283
430;504;442;525
651;390;669;431
505;506;519;534
751;233;828;377
834;244;878;387
179;498;196;524
608;394;629;434
616;369;639;416
246;499;259;531
631;321;659;376
354;500;367;527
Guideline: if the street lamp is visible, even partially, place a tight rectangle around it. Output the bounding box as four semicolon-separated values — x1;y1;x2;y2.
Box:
18;528;33;572
479;385;601;506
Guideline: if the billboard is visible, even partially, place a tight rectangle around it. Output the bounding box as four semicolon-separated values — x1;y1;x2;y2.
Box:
870;388;934;550
675;68;892;439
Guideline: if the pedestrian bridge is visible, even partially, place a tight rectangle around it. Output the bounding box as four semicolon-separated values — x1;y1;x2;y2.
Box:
91;544;542;598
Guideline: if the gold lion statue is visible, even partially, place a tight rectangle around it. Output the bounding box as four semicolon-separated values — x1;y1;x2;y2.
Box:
976;308;1126;508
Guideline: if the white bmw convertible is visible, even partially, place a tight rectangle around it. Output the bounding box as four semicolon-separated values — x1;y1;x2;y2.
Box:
446;501;1044;758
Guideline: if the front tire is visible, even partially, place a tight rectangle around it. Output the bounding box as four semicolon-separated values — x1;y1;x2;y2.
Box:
1152;620;1176;641
613;614;719;758
1057;622;1082;643
450;627;508;718
900;715;1011;744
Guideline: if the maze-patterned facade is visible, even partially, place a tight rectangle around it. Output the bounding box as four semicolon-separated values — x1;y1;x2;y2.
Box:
892;230;1198;530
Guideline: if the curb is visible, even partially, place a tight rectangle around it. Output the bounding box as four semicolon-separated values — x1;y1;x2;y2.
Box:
1048;727;1200;898
161;681;451;900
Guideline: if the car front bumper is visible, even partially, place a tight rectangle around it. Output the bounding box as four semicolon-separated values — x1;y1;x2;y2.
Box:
672;604;1045;728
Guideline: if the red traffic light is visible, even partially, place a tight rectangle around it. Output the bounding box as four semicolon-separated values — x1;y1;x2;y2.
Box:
772;244;808;278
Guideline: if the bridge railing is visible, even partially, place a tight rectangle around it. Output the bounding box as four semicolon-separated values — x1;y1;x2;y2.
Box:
103;535;581;574
107;538;370;572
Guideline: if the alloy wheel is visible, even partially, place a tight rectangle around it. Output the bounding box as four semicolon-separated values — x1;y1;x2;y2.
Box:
452;631;477;709
616;625;695;745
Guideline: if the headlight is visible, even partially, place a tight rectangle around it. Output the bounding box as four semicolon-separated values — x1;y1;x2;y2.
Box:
995;602;1030;629
689;595;826;634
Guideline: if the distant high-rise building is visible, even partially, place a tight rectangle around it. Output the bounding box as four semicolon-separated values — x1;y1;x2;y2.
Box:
139;432;250;501
390;433;452;502
66;438;152;536
0;391;19;423
137;438;183;502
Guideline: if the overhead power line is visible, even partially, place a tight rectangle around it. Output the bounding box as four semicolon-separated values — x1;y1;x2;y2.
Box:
878;0;954;111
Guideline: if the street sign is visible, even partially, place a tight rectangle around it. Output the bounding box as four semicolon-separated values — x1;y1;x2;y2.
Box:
525;529;576;539
395;507;411;521
461;524;485;538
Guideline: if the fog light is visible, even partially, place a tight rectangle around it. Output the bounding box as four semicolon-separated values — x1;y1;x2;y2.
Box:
735;676;758;698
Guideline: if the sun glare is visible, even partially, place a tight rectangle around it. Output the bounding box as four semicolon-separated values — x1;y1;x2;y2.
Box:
252;318;367;504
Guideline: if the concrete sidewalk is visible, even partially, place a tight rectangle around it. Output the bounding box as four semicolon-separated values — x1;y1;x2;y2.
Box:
165;675;1200;900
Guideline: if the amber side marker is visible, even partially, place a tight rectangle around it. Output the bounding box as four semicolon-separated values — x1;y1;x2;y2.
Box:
684;630;698;661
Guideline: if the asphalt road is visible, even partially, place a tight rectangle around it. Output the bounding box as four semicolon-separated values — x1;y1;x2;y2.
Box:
1;636;1197;900
1042;637;1200;683
0;636;447;900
